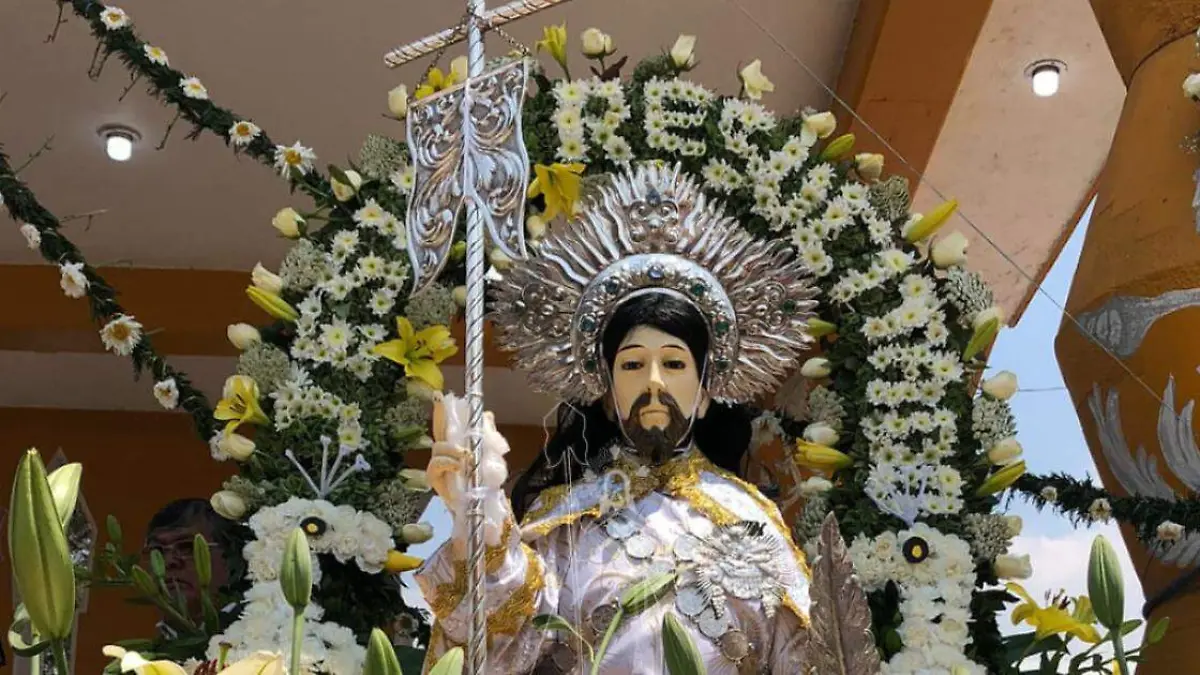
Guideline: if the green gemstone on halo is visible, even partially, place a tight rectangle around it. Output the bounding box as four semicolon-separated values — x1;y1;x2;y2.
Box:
584;358;598;372
580;316;597;333
690;282;707;296
714;320;730;336
782;299;797;313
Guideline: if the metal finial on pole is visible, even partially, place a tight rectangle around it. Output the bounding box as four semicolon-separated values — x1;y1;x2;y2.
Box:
461;1;490;673
383;0;578;68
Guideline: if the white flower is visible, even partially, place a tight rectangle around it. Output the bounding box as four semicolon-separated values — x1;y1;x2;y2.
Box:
986;437;1023;466
331;170;363;202
993;553;1033;580
799;476;833;497
580;28;614;58
803;111;837;139
100;314;143;355
800;357;831;378
180;76;209;100
1088;497;1113;522
19;223;41;249
1003;515;1023;538
252;263;284;294
353;200;388;228
142;44;169;66
211;490;247;520
932;231;970;268
973;305;1006;329
1185;73;1200;101
228;323;261;350
982;370;1018;400
153;378;180;410
100;6;131;30
59;262;89;299
389;165;416;193
669;35;697;69
803;422;840;446
229;120;262;147
273;142;317;178
855;153;884;181
1158;521;1185;542
1039;486;1058;502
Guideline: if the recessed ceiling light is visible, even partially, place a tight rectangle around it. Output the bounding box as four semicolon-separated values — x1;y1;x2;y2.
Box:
1025;59;1066;98
98;124;140;162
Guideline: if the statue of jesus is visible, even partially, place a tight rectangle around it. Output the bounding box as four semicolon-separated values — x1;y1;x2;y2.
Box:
415;164;819;674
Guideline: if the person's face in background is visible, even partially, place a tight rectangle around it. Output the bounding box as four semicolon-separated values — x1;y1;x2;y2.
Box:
144;518;231;619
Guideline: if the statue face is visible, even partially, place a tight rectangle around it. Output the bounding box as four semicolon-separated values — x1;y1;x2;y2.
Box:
610;325;708;456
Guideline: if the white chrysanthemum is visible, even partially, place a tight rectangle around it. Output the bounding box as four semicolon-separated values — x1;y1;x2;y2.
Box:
142;44;168;66
229;120;262;147
19;223;41;249
353;200;388;228
153;378;179;410
273;142;317;178
100;6;131;29
389;165;416;192
180;76;208;100
59;262;88;299
100;314;143;355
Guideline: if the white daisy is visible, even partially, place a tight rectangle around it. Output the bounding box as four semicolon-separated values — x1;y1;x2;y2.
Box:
20;224;41;250
350;357;375;382
370;288;397;317
179;77;209;101
273;142;317;178
59;262;89;299
353;200;388;228
229;120;261;147
323;275;356;302
389;165;416;192
604;137;634;163
332;230;360;255
100;6;131;30
142;44;168;67
320;321;354;354
357;324;387;344
100;314;143;356
153;378;179;409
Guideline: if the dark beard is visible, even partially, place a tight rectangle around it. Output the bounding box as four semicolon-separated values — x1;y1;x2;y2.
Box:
620;391;691;464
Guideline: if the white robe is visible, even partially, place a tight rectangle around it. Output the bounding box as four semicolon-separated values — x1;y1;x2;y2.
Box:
415;450;811;674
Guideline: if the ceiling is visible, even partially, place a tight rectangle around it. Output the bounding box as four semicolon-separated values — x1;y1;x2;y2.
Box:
0;0;1129;422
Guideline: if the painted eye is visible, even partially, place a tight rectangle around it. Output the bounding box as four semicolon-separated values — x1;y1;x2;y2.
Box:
664;359;688;370
620;360;643;371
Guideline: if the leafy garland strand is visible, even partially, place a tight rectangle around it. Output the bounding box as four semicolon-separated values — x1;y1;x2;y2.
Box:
1015;473;1200;544
0;148;215;439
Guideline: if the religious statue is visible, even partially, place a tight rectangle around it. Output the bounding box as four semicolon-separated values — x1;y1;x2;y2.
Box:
415;163;821;673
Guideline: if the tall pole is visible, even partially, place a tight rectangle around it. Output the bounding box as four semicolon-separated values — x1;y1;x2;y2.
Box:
461;1;489;673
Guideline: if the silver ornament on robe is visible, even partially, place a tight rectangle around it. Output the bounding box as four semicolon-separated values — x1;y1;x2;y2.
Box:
404;58;531;294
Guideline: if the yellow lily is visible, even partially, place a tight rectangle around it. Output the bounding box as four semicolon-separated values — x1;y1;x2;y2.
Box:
536;23;570;75
528;163;586;221
103;646;189;675
903;198;959;243
385;549;425;573
246;286;298;322
217;651;286;675
1006;582;1101;644
976;460;1026;496
373;317;458;390
414;56;468;99
793;440;853;471
214;375;270;435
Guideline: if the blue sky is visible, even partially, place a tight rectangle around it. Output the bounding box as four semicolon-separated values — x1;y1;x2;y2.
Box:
402;204;1148;657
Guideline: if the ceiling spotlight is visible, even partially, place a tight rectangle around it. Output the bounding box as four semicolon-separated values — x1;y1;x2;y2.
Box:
98;124;140;162
1026;59;1065;98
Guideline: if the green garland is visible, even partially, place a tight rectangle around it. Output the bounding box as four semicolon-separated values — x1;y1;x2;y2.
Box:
1015;473;1200;545
0;148;216;440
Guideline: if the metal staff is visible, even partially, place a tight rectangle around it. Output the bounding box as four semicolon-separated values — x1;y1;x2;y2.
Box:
383;0;577;68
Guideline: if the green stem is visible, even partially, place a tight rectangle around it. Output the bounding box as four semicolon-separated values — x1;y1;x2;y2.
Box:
290;610;305;675
1112;630;1130;674
51;641;69;675
589;607;624;675
29;653;41;675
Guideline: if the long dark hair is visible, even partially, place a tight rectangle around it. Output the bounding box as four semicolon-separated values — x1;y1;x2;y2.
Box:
511;292;754;520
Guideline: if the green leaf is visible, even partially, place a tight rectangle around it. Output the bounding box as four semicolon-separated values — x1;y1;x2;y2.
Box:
45;462;82;529
429;647;464;675
620;572;676;615
1118;619;1142;636
1146;616;1170;645
662;614;705;675
533;614;594;661
150;549;167;579
193;534;212;588
7;605;51;658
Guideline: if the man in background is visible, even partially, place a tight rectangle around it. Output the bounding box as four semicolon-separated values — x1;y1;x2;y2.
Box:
143;499;236;637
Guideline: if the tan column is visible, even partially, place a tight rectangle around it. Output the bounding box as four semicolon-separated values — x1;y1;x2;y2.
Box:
1057;2;1200;670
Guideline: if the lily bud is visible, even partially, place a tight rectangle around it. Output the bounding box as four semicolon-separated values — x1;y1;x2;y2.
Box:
429;648;465;675
987;437;1023;466
280;527;313;610
855;153;884;181
670;35;697;70
982;371;1019;400
246;286;299;322
994;553;1033;580
219;432;256;462
227;323;261;350
9;449;76;640
385;550;424;573
580;28;613;58
793;440;853;471
800;357;831;379
974;305;1006;330
364;627;404;675
251;263;284;294
819;133;856;162
331;169;363;202
803;111;837;139
194;533;213;587
964;315;1000;361
489;247;514;270
902;198;959;243
806;317;837;338
399;468;431;491
1088;535;1125;630
803;422;840;446
976;460;1026;496
46;462;83;529
402;522;435;544
526;213;548;240
1003;515;1023;538
271;207;304;239
452;285;468;308
931;231;969;268
219;652;285;675
387;84;409;118
210;490;247;520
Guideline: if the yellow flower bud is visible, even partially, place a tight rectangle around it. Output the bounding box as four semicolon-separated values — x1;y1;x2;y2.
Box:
803;111;838;139
982;370;1019;400
738;59;774;100
452;285;467;308
803;422;840;446
387;84;409;118
219;431;257;461
976;460;1026;496
580;28;613;58
246;286;299;322
902;198;959;243
210;490;247;520
271;207;304;239
331;169;363;202
800;357;831;378
793;440;853;471
931;231;969;268
819;133;856;161
807;317;837;338
987;437;1023;466
855;153;885;181
670;35;697;70
994;553;1033;580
